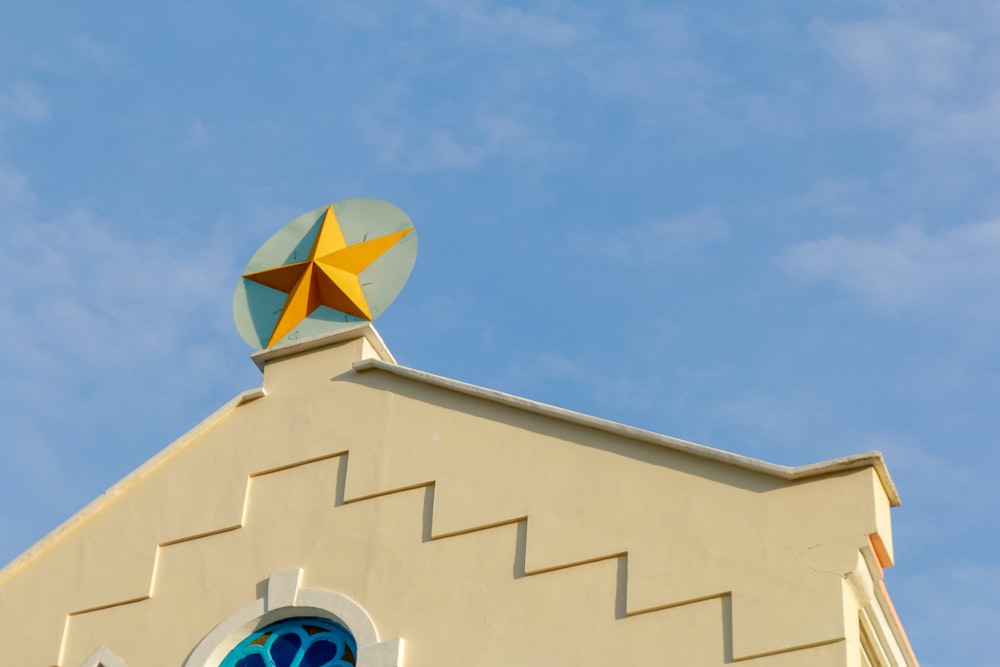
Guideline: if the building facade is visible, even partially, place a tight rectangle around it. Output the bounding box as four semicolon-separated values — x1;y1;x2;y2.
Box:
0;324;918;666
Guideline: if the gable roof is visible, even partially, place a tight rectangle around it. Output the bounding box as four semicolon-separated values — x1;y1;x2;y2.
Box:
0;322;915;667
1;323;901;585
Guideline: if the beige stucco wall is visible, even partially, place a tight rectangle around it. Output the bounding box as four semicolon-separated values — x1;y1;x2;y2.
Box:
0;327;907;666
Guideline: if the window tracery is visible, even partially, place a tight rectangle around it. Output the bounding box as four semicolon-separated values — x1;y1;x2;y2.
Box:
221;617;356;667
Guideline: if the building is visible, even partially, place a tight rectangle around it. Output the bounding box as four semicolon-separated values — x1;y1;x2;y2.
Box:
0;324;918;666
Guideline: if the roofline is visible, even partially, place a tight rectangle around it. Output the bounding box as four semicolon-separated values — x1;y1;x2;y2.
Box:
0;387;267;583
352;358;901;507
1;334;900;581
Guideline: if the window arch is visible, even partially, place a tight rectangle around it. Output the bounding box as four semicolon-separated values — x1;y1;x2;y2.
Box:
185;568;403;667
221;617;357;667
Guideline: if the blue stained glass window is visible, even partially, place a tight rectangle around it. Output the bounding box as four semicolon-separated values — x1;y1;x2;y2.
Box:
221;617;357;667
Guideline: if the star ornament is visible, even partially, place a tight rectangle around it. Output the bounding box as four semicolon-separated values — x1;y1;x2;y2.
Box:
233;199;418;350
244;206;411;347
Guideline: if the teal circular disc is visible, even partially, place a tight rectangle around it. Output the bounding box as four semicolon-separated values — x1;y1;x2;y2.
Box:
233;198;418;350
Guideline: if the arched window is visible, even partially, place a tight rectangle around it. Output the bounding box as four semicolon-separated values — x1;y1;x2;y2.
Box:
221;617;356;667
184;569;402;667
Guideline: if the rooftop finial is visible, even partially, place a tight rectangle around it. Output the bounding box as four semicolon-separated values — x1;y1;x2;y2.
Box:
233;198;418;349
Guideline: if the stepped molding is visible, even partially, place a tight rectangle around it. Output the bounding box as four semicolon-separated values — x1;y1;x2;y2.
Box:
59;448;855;665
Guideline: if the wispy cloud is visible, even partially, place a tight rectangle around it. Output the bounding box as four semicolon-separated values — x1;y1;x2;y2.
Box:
500;351;667;417
432;0;582;47
711;394;815;450
0;162;34;215
818;20;971;94
572;211;730;264
348;6;745;170
0;81;51;124
580;11;713;121
74;35;115;71
783;179;880;223
358;105;570;173
865;433;989;520
814;16;1000;150
182;119;209;150
0;157;254;561
781;221;1000;308
0;206;241;370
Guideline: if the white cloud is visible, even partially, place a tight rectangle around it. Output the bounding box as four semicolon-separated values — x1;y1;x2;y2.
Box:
782;221;1000;308
0;131;277;565
712;395;813;446
579;11;731;133
500;352;667;417
348;5;748;169
0;208;240;367
584;12;696;89
0;82;51;124
0;156;253;551
183;120;209;150
74;35;114;71
815;16;1000;149
435;0;582;47
0;163;34;216
819;20;971;94
783;178;884;220
866;434;988;506
572;211;730;264
359;106;569;173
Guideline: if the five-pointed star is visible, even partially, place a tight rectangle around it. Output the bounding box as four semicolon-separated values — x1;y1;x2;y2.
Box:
243;205;412;348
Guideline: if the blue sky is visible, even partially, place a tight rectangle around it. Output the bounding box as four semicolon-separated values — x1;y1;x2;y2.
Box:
1;2;997;664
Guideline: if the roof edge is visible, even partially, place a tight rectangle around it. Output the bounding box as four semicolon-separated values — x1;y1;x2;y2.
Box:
0;387;266;583
352;358;901;506
250;323;396;371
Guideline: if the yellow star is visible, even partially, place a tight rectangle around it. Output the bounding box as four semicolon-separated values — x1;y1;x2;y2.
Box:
243;205;413;348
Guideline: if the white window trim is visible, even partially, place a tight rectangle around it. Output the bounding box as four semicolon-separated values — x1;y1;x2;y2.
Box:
184;568;403;667
79;645;128;667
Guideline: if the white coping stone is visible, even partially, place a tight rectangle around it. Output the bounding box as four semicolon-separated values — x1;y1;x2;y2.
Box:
351;357;902;506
